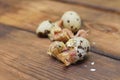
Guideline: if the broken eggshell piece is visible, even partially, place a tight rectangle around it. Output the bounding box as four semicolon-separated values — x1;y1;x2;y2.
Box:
57;49;80;66
47;41;67;57
48;23;73;42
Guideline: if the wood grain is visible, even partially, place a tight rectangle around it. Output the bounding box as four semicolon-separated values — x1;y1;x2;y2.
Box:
84;22;120;60
57;0;120;14
0;0;120;59
0;24;120;80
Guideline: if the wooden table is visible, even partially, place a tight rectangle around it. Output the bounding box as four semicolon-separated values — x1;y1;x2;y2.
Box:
0;0;120;80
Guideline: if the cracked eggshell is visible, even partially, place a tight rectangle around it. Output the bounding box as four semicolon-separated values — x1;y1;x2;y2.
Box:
48;23;62;41
66;37;90;52
61;11;81;33
49;23;62;36
66;38;76;49
36;20;53;37
47;41;67;57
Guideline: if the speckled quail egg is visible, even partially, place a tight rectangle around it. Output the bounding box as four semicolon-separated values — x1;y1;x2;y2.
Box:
61;11;81;33
36;20;53;37
66;37;90;52
66;37;90;60
75;47;87;60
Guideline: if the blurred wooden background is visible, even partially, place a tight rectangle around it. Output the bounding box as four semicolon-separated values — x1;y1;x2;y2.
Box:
0;0;120;80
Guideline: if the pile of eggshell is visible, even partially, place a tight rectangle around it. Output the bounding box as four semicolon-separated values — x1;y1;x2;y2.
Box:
36;11;90;66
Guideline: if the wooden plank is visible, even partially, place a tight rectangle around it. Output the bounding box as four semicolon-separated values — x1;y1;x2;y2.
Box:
0;0;120;60
84;22;120;60
57;0;120;14
69;0;120;9
0;62;37;80
0;24;120;80
0;0;59;33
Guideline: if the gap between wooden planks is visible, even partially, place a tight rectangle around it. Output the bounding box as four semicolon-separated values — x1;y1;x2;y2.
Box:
0;0;120;60
0;23;120;80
